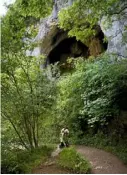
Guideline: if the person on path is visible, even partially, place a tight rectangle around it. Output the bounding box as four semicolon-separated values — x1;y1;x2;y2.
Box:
64;127;69;147
59;127;69;148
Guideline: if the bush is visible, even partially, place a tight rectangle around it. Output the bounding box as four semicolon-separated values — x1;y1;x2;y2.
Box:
1;145;53;174
57;147;91;173
55;54;127;135
54;54;127;166
79;55;127;129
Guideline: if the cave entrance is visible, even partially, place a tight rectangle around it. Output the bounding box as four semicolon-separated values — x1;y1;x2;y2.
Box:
46;29;108;68
47;37;89;65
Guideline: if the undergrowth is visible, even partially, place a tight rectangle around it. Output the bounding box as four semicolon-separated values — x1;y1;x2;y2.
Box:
1;145;54;174
57;147;91;173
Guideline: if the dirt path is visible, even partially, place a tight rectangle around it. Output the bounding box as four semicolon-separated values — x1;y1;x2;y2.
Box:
32;146;127;174
32;163;70;174
32;147;70;174
77;146;127;174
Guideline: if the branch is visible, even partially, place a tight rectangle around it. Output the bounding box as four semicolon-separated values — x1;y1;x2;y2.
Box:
2;112;29;150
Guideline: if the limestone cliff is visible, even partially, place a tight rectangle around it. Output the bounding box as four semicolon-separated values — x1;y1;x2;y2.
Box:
100;10;127;58
30;0;127;64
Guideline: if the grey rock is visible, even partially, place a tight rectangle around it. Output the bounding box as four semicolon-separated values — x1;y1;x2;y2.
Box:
30;0;127;60
100;10;127;58
30;0;74;57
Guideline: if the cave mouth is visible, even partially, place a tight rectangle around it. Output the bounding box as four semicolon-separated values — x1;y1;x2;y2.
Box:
47;37;89;65
46;30;108;66
97;30;108;50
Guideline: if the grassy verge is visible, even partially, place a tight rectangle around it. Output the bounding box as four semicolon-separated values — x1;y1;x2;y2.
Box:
1;145;54;174
57;147;91;173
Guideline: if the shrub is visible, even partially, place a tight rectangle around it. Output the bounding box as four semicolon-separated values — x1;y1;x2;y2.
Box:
1;145;53;174
79;55;127;129
55;54;127;136
57;147;91;173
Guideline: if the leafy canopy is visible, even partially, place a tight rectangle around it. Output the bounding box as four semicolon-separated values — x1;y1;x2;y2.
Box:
1;53;57;149
54;55;127;134
1;0;53;53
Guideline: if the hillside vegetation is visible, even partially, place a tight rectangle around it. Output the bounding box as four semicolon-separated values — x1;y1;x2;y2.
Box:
1;0;127;173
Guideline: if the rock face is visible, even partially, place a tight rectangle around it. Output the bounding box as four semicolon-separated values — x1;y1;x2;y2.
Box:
100;11;127;58
31;0;127;64
31;0;72;57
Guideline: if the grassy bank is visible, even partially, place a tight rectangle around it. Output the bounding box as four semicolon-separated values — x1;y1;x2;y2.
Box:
57;147;91;173
1;145;54;174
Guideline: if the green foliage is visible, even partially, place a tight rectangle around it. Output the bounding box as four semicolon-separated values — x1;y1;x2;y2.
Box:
1;0;127;170
57;147;91;173
1;145;53;173
1;0;56;156
1;53;57;149
58;0;126;42
15;0;53;18
54;54;127;135
1;0;53;53
79;55;127;128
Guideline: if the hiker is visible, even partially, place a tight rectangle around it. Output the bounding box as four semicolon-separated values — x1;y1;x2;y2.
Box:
64;127;69;147
59;127;65;148
59;127;69;148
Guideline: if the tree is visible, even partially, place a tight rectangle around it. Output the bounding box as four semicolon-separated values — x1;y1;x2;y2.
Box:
1;53;57;149
1;0;56;150
1;0;53;54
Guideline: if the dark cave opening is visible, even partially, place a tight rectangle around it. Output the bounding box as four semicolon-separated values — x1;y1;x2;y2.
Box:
46;30;108;66
47;37;89;65
97;30;108;50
